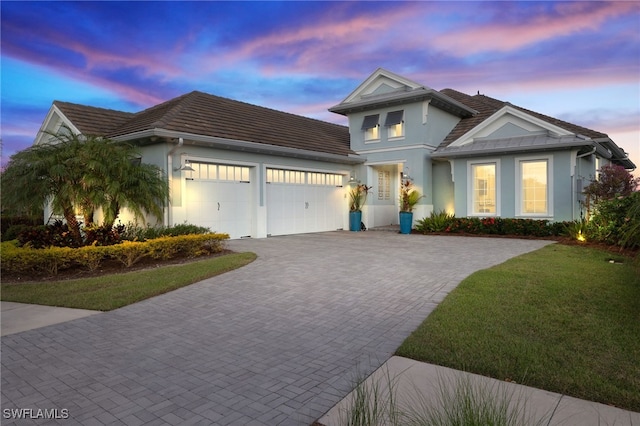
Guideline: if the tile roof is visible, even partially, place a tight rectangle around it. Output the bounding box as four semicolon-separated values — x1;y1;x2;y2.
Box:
53;101;133;136
111;91;353;157
438;89;608;149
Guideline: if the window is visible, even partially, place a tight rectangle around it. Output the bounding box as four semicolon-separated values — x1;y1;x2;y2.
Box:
377;170;391;200
518;158;551;216
187;163;250;181
469;161;498;215
362;114;380;141
385;110;404;139
266;168;342;186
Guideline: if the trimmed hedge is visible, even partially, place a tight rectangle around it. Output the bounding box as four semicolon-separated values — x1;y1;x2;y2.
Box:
416;213;569;238
1;233;229;277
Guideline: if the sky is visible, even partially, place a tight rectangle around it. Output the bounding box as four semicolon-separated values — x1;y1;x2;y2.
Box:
1;1;639;174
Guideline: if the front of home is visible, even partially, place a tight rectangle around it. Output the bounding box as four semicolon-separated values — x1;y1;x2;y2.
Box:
36;68;636;238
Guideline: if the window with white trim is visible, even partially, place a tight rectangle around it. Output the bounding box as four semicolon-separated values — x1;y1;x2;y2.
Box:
469;162;498;215
517;157;552;216
385;110;404;139
362;114;380;141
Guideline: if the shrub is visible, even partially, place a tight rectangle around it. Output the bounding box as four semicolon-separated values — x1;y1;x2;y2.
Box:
0;215;41;241
1;241;76;276
118;222;211;241
17;220;80;248
1;233;229;277
76;245;110;272
564;220;588;242
416;210;455;233
588;194;635;246
619;192;640;249
106;241;150;268
417;216;568;238
83;224;124;246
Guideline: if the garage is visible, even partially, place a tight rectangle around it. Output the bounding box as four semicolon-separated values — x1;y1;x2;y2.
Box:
266;168;345;236
185;163;253;239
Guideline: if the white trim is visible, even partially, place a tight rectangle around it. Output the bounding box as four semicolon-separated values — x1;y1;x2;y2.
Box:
34;105;83;145
467;159;501;217
364;159;406;167
356;144;436;155
515;155;554;218
450;105;574;147
341;68;423;104
422;99;431;124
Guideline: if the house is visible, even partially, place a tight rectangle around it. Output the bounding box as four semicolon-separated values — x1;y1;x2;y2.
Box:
36;68;635;238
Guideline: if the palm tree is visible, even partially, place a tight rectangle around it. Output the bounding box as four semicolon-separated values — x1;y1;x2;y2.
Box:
2;131;87;244
1;128;169;245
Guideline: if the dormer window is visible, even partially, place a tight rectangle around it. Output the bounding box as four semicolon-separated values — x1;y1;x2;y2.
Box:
362;114;380;141
385;110;404;139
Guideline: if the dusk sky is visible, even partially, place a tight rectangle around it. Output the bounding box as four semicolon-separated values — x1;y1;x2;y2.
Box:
2;1;639;173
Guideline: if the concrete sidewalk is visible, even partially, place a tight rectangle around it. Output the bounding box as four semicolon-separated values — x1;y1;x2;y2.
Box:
1;301;101;336
317;356;640;426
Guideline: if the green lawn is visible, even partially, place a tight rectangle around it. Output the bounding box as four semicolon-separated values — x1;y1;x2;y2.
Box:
1;252;256;311
396;244;640;412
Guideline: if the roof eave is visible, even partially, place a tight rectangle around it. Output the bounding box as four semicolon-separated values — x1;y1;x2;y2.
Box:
431;140;593;159
112;129;365;165
329;89;476;117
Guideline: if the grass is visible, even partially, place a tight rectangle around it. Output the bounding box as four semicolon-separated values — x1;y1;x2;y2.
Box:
1;252;257;311
396;244;640;412
338;364;553;426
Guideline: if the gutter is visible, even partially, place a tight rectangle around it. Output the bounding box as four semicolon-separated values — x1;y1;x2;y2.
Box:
114;129;365;165
576;145;596;159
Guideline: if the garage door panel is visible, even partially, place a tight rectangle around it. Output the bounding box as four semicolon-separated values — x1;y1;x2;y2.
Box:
185;165;252;239
266;168;344;236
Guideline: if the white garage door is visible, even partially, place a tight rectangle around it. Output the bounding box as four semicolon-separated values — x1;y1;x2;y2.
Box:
185;163;252;239
266;168;344;236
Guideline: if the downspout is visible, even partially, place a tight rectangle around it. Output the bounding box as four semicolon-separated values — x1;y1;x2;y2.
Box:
573;145;597;220
165;137;184;226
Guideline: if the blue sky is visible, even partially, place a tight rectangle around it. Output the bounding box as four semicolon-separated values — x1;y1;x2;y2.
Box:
2;1;638;172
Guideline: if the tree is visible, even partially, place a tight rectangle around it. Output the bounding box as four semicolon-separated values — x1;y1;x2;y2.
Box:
1;129;169;245
584;164;639;203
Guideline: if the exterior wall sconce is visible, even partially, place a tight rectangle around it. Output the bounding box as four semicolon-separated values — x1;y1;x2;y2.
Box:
348;174;361;186
175;159;195;172
402;167;413;181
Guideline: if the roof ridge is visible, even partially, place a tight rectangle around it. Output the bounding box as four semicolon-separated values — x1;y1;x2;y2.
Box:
127;91;200;129
53;100;133;115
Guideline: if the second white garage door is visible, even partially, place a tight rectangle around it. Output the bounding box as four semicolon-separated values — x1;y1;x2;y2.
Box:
266;168;345;236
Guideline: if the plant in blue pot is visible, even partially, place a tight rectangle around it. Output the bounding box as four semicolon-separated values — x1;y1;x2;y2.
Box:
399;179;423;234
348;184;372;231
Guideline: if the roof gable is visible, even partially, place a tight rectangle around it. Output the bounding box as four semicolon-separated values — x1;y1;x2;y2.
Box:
330;68;475;117
35;102;133;144
438;89;608;149
340;68;424;104
448;104;574;147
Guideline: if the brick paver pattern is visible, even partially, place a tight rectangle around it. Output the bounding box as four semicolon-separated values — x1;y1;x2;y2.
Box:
1;232;551;425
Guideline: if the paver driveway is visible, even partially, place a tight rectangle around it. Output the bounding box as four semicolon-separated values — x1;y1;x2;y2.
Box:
1;232;551;425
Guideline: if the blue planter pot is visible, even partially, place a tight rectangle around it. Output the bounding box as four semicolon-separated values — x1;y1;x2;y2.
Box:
399;211;413;234
349;211;362;232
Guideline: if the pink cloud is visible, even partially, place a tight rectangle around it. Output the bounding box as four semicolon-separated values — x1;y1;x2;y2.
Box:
433;1;639;56
201;4;423;77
